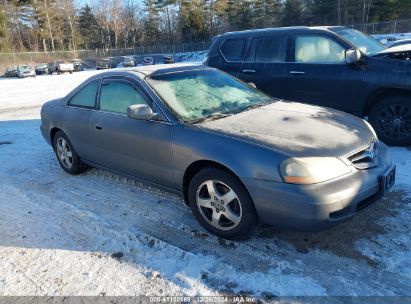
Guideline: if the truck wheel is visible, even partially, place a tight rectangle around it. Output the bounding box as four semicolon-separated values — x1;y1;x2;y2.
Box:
369;96;411;146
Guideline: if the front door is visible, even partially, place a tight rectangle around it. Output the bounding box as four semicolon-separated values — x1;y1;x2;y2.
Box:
88;78;175;188
284;34;361;114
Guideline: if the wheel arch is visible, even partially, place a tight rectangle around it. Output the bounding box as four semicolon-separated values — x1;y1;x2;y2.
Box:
182;160;251;207
364;88;411;116
50;127;62;147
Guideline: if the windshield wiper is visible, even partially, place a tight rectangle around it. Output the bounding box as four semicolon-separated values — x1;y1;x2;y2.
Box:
189;112;233;124
241;100;277;113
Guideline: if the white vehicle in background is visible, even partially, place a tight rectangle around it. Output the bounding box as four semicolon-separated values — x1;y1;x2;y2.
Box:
48;60;74;74
388;38;411;48
16;65;36;78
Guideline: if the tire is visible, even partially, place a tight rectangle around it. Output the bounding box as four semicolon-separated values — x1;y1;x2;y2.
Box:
188;167;257;239
53;131;85;175
369;96;411;146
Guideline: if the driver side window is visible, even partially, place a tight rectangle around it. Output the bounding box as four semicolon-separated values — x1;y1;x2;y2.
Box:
295;35;345;63
99;80;149;114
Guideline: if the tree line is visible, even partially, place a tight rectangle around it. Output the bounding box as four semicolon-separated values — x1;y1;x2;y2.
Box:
0;0;410;53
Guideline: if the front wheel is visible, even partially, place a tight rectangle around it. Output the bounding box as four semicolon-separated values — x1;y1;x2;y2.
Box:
369;96;411;146
188;168;256;239
53;131;85;175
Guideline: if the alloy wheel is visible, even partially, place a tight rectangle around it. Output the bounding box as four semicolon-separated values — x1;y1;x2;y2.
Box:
196;180;242;231
56;138;73;169
376;103;411;141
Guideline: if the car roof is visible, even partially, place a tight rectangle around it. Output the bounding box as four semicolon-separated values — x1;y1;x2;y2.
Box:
93;63;209;79
217;26;347;38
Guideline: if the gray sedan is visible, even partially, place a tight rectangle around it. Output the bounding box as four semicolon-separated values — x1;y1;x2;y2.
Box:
40;64;395;239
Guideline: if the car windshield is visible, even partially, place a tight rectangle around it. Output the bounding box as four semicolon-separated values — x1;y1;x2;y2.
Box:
18;65;31;71
147;69;273;123
335;28;386;55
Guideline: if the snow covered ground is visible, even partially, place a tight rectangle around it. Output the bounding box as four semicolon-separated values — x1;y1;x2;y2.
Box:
0;68;410;298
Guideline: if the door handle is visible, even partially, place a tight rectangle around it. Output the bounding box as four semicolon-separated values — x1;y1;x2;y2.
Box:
289;71;305;75
95;124;102;130
242;69;256;73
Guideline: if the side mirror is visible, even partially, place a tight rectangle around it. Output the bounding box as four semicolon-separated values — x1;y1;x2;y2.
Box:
345;49;362;64
127;104;159;120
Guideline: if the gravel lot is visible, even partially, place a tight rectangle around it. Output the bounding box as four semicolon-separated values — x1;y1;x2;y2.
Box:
0;70;410;297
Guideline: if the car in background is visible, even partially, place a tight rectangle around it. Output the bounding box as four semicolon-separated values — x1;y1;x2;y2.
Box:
40;65;395;239
71;59;84;72
96;58;114;70
4;66;17;78
122;56;136;67
163;55;175;64
142;56;154;65
373;35;398;45
35;63;49;75
48;60;74;74
17;65;36;78
207;26;411;146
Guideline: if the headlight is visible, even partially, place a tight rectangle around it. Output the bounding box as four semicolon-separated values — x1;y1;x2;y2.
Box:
280;157;351;184
363;119;378;139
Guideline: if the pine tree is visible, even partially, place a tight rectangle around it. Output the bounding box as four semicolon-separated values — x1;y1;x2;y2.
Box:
143;0;161;44
253;0;281;28
281;0;305;26
78;5;99;49
178;0;207;42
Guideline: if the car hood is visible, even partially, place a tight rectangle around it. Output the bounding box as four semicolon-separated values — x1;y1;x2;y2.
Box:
198;101;375;157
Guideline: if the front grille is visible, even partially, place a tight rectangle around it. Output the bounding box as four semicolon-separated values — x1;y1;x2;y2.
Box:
348;140;379;169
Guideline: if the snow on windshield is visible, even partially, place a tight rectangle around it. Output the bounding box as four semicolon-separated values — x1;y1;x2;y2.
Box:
147;69;271;121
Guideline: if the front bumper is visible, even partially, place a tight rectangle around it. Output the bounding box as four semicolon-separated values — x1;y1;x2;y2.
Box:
242;143;395;231
19;73;35;78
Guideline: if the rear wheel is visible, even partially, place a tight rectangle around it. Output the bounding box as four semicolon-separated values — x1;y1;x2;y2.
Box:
53;131;85;175
188;167;256;239
369;96;411;146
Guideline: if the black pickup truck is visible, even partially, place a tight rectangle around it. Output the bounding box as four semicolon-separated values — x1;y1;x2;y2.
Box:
206;26;411;146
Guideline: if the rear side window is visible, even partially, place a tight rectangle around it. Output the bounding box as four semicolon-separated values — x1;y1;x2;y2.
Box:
99;81;149;114
254;36;287;62
220;38;246;61
68;80;99;108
